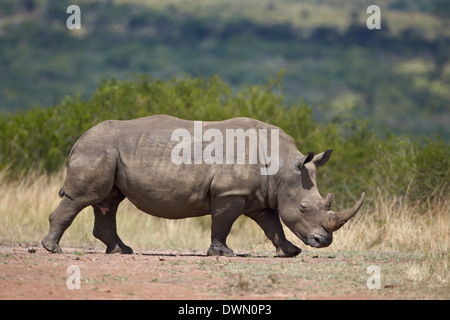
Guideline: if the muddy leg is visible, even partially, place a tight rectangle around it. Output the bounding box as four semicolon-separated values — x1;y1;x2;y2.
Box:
246;209;301;257
207;196;246;256
42;197;86;253
93;190;133;254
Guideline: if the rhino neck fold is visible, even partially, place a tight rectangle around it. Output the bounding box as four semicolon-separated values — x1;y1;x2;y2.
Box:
265;170;282;209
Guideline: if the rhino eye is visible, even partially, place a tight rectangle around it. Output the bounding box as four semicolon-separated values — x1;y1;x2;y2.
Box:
299;204;309;213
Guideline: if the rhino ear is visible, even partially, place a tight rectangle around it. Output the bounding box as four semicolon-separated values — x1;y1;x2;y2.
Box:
312;149;333;167
293;152;314;171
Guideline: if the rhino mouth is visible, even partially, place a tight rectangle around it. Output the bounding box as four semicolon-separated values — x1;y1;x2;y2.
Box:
295;230;332;248
306;233;332;248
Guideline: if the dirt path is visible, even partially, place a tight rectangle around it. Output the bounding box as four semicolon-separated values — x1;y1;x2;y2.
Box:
0;244;444;300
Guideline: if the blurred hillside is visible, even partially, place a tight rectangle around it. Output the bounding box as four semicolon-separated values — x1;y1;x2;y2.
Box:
0;0;449;138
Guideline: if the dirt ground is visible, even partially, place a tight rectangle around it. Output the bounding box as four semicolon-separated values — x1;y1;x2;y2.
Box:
0;244;444;300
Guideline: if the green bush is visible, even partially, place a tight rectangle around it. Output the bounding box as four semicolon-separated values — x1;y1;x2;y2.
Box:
0;75;448;207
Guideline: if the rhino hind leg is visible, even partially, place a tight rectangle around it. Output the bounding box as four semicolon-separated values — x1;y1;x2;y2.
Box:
92;187;133;254
42;197;86;253
42;145;120;254
206;196;246;257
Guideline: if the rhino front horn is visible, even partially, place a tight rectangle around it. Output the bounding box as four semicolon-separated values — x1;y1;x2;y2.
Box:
327;192;365;232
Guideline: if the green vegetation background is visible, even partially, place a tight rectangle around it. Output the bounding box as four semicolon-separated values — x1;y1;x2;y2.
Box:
0;0;448;207
1;75;448;208
1;0;449;138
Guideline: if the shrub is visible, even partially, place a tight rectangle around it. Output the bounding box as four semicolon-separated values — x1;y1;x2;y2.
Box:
0;75;447;206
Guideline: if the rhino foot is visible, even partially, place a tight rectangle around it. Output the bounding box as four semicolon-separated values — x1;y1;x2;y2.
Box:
275;244;302;258
106;243;134;254
42;236;63;254
206;247;234;257
207;241;234;257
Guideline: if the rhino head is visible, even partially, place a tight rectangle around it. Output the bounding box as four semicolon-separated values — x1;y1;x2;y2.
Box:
277;149;365;248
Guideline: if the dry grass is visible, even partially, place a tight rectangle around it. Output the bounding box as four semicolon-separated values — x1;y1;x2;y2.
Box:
1;169;448;287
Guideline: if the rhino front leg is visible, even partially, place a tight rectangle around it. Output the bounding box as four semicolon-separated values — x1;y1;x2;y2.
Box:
92;189;133;254
246;209;301;257
207;196;246;257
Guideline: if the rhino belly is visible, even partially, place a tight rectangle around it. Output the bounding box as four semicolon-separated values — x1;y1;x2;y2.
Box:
115;150;214;219
123;191;211;219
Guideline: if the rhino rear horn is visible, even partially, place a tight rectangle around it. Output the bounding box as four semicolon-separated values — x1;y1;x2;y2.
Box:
323;193;332;209
327;192;365;232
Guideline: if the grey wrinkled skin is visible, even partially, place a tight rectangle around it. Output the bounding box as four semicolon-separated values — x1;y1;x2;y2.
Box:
42;115;365;257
